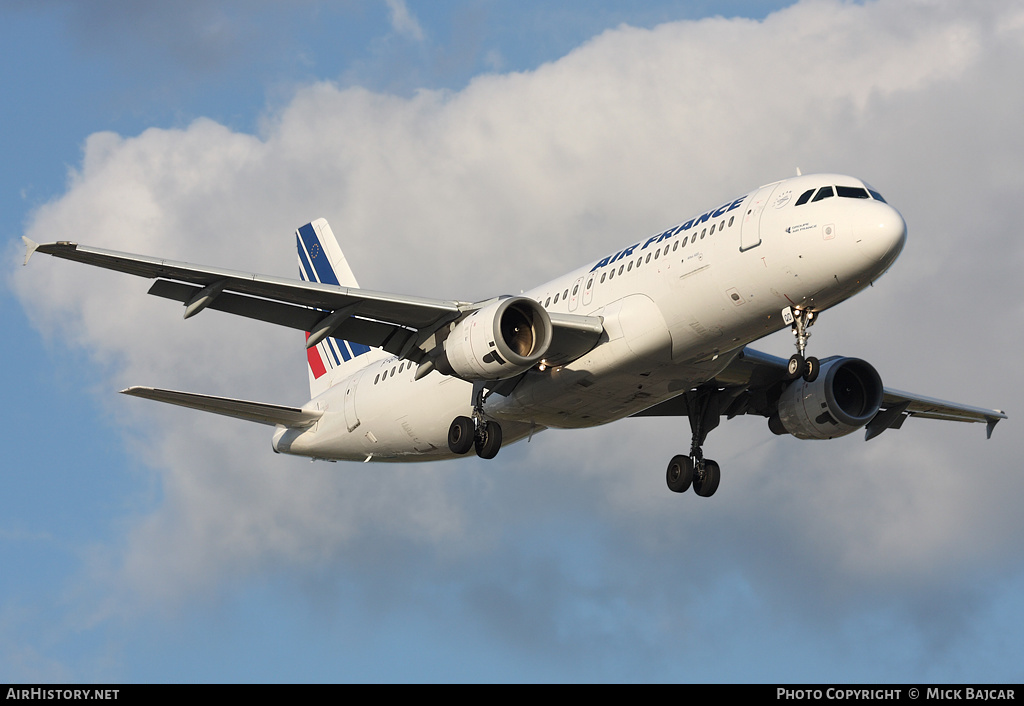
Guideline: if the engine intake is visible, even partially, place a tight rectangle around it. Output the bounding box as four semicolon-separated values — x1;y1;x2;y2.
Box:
436;296;553;380
772;357;884;440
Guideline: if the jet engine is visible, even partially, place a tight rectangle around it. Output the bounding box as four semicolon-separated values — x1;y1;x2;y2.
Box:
770;357;884;440
436;296;553;380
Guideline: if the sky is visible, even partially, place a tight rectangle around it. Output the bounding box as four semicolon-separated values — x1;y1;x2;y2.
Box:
2;0;1023;683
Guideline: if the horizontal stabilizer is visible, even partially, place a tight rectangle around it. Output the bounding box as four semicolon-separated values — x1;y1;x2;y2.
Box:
120;386;322;427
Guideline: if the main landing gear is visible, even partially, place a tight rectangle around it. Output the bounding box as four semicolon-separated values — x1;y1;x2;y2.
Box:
665;386;722;498
784;306;820;383
448;384;503;460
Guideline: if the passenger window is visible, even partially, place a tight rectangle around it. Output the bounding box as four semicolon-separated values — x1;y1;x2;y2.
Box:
728;216;734;227
710;224;716;235
572;284;579;295
374;374;380;384
795;189;814;206
586;278;593;289
618;265;624;275
700;228;707;239
609;269;615;280
690;234;697;244
545;297;550;307
654;249;660;259
646;253;652;263
563;289;569;299
664;244;671;255
812;186;834;202
627;261;633;272
553;293;559;303
600;273;606;283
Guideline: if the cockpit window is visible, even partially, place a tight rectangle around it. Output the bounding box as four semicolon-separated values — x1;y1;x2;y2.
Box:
811;186;834;202
796;184;887;206
795;189;815;206
836;186;870;199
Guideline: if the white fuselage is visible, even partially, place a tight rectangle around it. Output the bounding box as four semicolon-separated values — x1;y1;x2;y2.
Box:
273;174;907;462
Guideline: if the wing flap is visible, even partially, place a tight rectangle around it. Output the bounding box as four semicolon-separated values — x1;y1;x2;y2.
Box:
120;386;322;427
147;280;411;352
148;280;323;331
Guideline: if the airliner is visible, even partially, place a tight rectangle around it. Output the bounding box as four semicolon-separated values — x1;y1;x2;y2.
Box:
23;173;1006;497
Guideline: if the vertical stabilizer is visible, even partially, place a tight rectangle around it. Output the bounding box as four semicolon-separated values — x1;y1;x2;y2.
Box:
296;219;378;398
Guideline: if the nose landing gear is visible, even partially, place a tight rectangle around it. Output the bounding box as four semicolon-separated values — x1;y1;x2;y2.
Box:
783;306;820;382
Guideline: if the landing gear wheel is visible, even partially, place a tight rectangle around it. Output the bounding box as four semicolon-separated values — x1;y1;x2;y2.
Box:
666;455;694;493
803;356;820;383
474;420;503;460
787;354;805;381
693;459;721;498
448;416;474;455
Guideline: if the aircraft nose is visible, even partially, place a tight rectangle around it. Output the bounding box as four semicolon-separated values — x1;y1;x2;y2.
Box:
854;201;907;267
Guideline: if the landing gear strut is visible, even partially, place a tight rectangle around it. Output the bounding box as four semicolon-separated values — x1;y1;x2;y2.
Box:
784;306;819;382
448;383;504;459
665;386;722;498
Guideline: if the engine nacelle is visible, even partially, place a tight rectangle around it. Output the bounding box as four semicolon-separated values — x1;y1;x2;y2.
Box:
436;296;553;380
771;357;884;440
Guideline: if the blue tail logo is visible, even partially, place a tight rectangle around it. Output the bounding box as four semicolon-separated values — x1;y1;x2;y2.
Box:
296;221;371;384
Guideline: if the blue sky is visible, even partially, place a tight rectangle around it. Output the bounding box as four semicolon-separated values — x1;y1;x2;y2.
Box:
4;0;1024;683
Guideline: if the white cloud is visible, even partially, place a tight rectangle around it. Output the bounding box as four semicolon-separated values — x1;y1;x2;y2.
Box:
385;0;425;42
11;0;1024;677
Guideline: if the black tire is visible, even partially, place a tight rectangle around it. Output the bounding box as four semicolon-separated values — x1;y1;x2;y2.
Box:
693;459;721;498
474;421;503;460
666;455;693;493
448;416;475;455
803;356;820;383
787;354;805;381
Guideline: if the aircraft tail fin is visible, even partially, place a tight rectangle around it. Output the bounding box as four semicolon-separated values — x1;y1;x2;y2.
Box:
296;219;377;398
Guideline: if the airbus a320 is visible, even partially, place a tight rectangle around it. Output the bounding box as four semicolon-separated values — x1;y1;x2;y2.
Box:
23;173;1006;498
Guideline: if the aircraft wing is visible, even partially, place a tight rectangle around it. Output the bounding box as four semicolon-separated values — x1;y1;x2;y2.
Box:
121;386;322;427
634;346;1007;439
23;238;604;370
26;239;464;357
